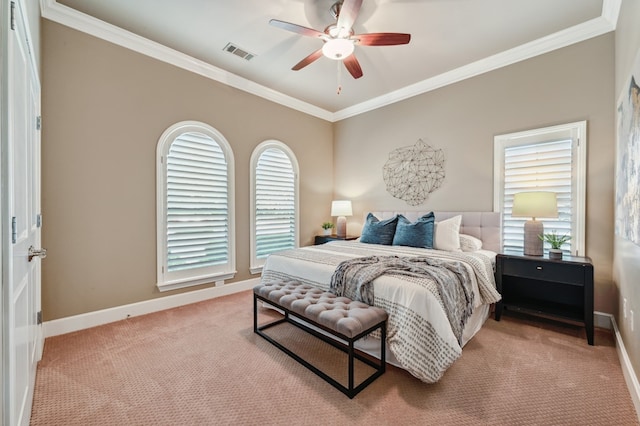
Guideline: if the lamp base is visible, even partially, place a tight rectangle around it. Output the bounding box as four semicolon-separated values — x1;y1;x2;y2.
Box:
523;220;543;256
336;216;347;238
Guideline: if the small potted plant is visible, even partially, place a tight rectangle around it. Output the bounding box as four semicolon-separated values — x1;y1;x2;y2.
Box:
540;231;571;260
321;222;334;236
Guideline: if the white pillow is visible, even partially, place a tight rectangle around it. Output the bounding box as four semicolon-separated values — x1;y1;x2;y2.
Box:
459;234;483;252
434;215;462;251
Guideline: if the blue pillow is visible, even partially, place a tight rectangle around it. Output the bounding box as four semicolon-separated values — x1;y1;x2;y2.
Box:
360;213;398;245
392;213;435;249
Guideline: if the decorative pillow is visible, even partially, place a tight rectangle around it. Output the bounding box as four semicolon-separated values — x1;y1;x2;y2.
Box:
392;213;435;248
434;215;462;251
459;234;483;252
360;213;399;245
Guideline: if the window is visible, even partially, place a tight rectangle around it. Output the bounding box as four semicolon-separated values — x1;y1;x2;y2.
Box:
250;141;299;273
156;121;235;291
494;121;586;256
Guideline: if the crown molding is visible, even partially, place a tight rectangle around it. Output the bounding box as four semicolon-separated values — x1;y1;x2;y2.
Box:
602;0;622;26
333;12;617;121
41;0;619;123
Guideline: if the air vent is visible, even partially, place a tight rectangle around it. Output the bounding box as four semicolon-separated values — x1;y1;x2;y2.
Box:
223;43;255;61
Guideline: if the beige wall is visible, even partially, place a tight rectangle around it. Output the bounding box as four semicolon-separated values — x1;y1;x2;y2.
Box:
335;34;616;313
614;0;640;383
41;20;333;320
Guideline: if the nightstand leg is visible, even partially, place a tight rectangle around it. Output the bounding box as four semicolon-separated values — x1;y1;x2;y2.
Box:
585;267;594;345
586;316;594;345
495;302;503;321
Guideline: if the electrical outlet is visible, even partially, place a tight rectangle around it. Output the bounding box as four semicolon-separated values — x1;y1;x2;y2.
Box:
624;298;628;319
631;310;634;332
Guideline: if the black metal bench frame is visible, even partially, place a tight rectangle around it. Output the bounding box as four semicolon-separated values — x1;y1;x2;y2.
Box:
253;291;386;399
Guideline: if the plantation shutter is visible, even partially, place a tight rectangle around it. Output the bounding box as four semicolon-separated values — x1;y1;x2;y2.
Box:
255;148;295;258
166;132;229;272
501;139;574;254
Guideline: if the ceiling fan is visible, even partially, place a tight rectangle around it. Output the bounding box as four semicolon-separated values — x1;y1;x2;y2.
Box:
270;0;411;79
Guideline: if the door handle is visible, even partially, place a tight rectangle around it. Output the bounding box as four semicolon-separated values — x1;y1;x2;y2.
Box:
28;246;47;262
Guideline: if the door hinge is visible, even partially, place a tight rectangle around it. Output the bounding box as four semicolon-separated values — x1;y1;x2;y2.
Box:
10;2;15;31
37;311;42;325
36;116;41;130
36;214;42;228
11;217;17;244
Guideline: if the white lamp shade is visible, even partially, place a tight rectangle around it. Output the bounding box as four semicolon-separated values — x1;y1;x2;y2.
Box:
331;200;353;217
512;192;558;219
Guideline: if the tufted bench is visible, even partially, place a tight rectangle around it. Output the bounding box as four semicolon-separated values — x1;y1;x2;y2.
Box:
253;280;388;398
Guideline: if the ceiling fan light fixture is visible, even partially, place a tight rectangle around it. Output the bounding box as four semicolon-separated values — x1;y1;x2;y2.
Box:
270;0;410;78
322;38;354;60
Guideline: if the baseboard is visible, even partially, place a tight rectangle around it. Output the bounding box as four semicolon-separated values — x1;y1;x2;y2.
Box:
43;278;260;338
594;310;613;330
598;312;640;421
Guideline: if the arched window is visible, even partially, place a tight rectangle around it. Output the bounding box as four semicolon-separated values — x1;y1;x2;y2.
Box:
250;141;299;273
156;121;235;291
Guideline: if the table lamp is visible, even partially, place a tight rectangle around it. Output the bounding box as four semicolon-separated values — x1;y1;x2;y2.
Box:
331;200;352;238
511;191;558;256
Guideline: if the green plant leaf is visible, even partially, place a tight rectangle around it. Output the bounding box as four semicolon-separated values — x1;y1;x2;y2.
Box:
539;230;571;249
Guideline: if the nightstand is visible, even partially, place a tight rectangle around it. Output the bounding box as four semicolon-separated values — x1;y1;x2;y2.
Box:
494;252;594;345
314;235;359;245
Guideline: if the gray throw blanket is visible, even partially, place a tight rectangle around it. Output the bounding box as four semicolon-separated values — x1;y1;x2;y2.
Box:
330;255;475;344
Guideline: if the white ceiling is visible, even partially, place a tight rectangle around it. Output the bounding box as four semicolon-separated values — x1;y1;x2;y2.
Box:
46;0;617;121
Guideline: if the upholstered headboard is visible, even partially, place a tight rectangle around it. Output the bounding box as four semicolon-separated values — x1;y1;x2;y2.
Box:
369;211;502;253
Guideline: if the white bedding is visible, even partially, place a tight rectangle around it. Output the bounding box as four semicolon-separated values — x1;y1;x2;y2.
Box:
261;240;501;383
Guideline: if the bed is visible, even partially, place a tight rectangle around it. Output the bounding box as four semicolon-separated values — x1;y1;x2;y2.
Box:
260;211;502;383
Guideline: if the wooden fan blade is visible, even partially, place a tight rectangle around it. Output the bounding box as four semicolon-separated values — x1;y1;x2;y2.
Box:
353;33;411;46
337;0;363;32
292;48;324;71
269;19;326;39
343;54;363;79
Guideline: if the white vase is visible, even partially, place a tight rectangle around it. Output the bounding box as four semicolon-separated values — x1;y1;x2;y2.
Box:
323;229;331;236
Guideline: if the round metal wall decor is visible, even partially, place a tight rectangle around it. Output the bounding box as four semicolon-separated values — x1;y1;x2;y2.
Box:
382;139;445;206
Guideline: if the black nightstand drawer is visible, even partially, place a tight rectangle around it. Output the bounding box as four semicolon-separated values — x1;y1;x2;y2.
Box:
314;235;359;245
502;258;585;286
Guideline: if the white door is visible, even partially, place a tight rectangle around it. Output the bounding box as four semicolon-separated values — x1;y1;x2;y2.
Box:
3;1;43;424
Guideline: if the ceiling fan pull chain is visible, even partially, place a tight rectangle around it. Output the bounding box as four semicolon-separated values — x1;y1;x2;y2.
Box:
337;61;342;95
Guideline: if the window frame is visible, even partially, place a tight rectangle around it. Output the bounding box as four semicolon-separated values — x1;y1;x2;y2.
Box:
249;140;299;274
156;121;236;291
493;121;587;256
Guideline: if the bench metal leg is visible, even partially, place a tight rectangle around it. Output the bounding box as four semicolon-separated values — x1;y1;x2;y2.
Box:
348;341;354;393
253;292;386;399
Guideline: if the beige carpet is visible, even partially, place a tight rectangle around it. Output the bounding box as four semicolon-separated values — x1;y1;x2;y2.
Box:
31;290;638;425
